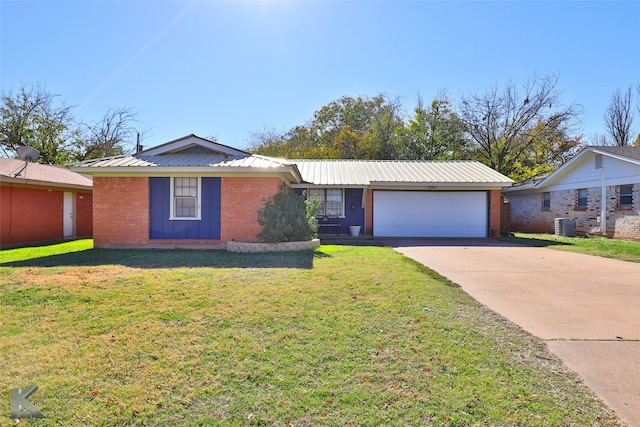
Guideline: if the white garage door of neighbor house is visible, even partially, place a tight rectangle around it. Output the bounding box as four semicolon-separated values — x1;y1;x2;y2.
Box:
373;191;488;237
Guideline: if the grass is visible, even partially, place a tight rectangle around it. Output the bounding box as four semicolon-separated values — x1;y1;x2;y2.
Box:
500;232;640;263
0;241;624;426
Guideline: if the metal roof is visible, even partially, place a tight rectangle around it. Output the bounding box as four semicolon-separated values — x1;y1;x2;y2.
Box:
70;154;512;187
216;155;296;169
140;134;250;157
69;154;294;169
1;158;93;189
294;160;513;186
68;132;512;188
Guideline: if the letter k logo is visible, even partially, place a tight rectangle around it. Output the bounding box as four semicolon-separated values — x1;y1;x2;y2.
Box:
10;385;45;419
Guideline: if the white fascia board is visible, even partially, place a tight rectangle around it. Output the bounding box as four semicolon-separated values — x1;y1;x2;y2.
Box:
141;135;249;157
534;147;640;190
68;166;301;182
591;148;640;166
0;177;92;191
289;183;368;189
534;148;593;189
368;181;510;190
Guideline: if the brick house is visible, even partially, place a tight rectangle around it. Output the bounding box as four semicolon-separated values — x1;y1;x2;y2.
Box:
503;146;640;241
1;157;93;248
69;134;512;249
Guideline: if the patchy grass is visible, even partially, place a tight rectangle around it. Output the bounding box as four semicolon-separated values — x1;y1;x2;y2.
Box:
500;232;640;263
0;241;623;426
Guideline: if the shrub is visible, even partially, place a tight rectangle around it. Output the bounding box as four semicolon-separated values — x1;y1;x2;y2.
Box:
257;184;320;243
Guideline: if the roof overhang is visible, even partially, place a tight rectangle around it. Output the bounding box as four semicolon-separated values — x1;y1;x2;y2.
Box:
533;146;640;190
140;134;249;157
69;165;303;184
0;176;92;191
368;181;510;189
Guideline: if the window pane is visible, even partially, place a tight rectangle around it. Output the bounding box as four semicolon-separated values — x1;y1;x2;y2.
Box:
325;189;343;217
175;197;196;218
620;185;633;207
577;189;587;208
543;192;550;209
175;177;197;197
173;177;198;218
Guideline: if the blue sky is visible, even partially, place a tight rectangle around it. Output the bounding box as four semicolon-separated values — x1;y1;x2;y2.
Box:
1;1;639;151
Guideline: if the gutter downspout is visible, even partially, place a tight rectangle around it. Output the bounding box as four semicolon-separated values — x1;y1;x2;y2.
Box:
601;169;607;235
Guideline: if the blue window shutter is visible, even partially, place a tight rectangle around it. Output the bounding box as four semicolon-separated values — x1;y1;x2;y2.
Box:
149;177;220;240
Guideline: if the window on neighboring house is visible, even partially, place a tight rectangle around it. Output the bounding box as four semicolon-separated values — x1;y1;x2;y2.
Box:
577;188;588;209
619;184;634;208
542;192;551;210
595;154;602;169
171;177;201;219
308;188;344;217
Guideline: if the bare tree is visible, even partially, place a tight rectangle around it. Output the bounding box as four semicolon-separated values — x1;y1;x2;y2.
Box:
79;105;144;160
604;86;634;146
589;132;611;146
637;84;640;117
457;73;582;178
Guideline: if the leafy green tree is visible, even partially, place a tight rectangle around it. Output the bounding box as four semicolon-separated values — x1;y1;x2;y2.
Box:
508;119;582;182
1;83;143;163
0;83;79;163
257;185;319;243
250;94;405;160
401;95;469;160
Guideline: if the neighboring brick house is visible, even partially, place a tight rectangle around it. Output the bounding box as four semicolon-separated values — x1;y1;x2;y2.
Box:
69;134;512;249
1;157;93;248
503;146;640;241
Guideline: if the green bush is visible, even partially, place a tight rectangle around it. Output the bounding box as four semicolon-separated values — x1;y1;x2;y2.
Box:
257;184;320;243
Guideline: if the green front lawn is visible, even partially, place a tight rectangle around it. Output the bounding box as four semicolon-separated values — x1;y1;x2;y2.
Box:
500;232;640;263
0;241;623;426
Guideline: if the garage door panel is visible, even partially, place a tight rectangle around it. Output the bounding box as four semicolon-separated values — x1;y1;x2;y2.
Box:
373;191;487;237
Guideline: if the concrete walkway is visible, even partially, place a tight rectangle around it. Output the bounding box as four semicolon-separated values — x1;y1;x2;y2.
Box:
385;238;640;426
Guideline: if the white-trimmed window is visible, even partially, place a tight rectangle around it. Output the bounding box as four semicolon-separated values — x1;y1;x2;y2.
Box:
595;154;603;169
170;177;201;220
308;188;344;217
619;184;633;209
577;188;588;209
542;192;551;210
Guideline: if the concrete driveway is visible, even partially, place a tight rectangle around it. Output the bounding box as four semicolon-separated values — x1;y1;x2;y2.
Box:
385;238;640;426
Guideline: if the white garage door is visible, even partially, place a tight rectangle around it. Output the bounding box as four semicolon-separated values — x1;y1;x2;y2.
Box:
373;191;488;237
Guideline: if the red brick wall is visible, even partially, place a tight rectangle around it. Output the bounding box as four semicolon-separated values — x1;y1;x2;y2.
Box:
365;189;373;235
76;191;93;238
93;177;149;248
0;184;63;247
508;185;640;241
507;192;556;234
91;176;283;248
220;177;283;242
489;189;502;237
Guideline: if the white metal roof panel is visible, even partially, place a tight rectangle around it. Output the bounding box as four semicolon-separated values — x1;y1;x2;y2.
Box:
216;155;295;169
293;160;512;186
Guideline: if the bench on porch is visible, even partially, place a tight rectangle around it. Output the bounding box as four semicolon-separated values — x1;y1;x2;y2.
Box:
317;216;340;235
